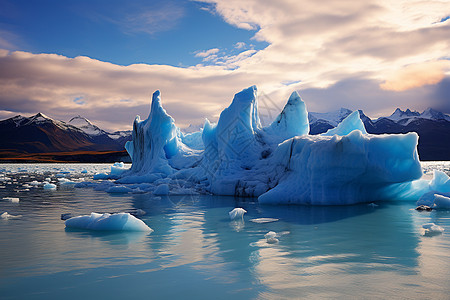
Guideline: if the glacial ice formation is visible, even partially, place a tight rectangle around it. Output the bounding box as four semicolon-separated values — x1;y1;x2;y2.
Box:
229;208;247;220
109;86;450;205
65;212;152;232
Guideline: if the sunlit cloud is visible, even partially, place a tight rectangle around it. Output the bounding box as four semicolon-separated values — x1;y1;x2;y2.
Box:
1;0;450;131
380;60;450;92
195;48;220;58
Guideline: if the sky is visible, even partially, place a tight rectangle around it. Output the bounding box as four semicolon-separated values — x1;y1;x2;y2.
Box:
0;0;449;132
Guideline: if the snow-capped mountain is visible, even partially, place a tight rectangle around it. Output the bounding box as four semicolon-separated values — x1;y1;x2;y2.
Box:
0;113;131;154
309;107;450;160
68;115;108;136
381;107;450;125
308;108;353;127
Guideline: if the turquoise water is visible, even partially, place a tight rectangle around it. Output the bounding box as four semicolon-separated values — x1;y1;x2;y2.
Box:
0;164;449;299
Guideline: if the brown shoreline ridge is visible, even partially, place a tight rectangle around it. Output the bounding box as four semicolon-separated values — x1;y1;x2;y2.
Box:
0;150;131;163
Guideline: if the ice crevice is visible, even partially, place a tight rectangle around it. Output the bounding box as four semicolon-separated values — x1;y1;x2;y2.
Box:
103;86;450;205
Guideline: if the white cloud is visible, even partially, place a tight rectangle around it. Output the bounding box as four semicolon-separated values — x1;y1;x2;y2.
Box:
1;0;450;131
234;42;246;49
195;48;220;58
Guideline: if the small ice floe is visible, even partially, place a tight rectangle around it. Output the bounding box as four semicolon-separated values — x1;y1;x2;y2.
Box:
229;208;247;220
422;223;445;236
132;188;146;194
264;231;290;244
58;178;77;185
29;180;40;186
367;203;378;208
433;194;450;209
43;183;57;190
250;218;279;224
106;185;132;194
416;205;432;211
264;231;279;244
2;197;19;203
154;184;169;195
110;162;129;176
81;169;88;174
65;212;152;232
93;173;109;180
45;177;52;182
1;212;22;219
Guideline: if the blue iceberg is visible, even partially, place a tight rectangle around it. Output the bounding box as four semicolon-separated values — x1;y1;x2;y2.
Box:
109;86;450;205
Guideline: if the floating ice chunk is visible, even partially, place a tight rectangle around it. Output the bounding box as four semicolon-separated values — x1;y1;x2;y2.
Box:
249;218;279;223
45;177;51;182
154;184;169;195
422;223;444;235
3;197;19;203
110;162;129;176
58;178;77;185
367;203;378;207
433;194;450;209
65;212;152;232
106;185;132;193
132;188;146;194
264;231;279;244
322;110;367;136
229;208;247;220
93;173;109;180
43;183;57;190
29;180;40;186
81;169;88;174
1;212;22;219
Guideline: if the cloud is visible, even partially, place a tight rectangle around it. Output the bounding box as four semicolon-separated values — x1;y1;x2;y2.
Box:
122;3;185;35
234;42;246;49
84;1;185;36
1;0;450;131
380;61;450;91
0;29;21;50
195;48;220;58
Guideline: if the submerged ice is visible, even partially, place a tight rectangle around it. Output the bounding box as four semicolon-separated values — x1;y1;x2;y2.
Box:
65;212;152;232
104;86;450;205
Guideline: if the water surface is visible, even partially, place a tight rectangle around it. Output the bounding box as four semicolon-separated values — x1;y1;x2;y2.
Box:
0;163;449;299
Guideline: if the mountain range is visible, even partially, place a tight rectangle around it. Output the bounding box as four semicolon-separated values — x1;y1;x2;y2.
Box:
309;107;450;160
0;113;131;162
0;107;449;161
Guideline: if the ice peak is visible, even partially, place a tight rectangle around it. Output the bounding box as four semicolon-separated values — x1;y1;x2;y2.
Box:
267;90;309;141
232;85;257;105
150;90;165;118
287;90;301;104
322;110;367;136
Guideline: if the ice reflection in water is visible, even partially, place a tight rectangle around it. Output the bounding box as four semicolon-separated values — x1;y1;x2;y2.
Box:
0;164;449;299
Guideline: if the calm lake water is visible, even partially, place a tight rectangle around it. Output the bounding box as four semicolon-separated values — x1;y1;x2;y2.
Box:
0;163;449;299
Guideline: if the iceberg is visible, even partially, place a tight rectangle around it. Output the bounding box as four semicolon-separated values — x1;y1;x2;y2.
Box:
102;86;450;205
65;212;152;232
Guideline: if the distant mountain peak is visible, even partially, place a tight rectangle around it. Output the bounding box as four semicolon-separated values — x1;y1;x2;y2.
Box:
308;107;352;127
68;115;105;136
69;115;92;124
